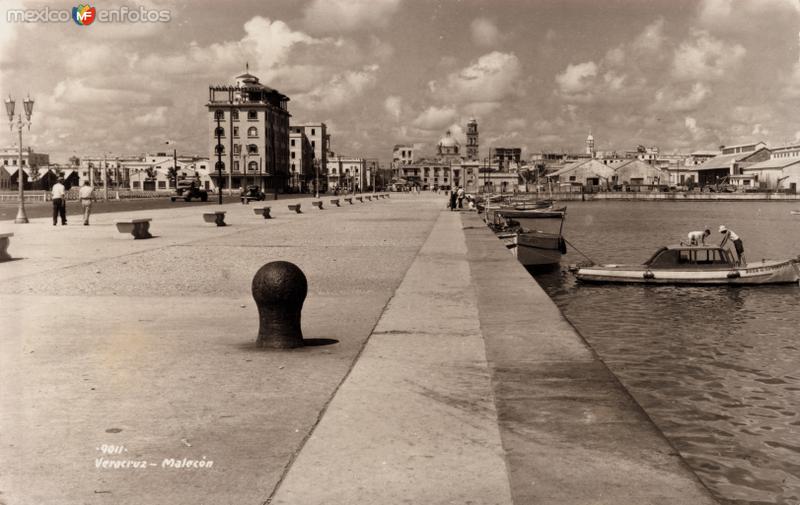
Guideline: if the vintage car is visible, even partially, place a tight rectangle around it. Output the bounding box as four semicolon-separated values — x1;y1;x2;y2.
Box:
170;180;208;202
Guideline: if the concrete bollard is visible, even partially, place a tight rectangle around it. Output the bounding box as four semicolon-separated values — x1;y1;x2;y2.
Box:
252;261;307;349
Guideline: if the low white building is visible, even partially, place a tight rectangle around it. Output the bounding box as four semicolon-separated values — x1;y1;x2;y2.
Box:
740;157;800;192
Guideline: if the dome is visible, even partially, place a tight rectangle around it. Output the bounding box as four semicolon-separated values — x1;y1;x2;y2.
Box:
438;130;460;148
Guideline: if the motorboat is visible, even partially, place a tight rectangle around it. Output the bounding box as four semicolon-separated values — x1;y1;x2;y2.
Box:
576;245;800;285
498;208;568;267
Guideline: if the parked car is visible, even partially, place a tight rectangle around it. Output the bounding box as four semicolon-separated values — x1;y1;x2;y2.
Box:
170;180;208;202
240;185;266;203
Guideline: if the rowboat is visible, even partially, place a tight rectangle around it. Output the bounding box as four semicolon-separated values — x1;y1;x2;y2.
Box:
576;245;800;285
499;208;568;267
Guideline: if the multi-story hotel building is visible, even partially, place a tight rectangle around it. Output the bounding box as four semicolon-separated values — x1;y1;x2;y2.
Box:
207;69;291;192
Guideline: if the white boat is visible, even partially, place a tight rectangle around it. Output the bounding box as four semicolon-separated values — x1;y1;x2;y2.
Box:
576;245;800;285
791;210;800;215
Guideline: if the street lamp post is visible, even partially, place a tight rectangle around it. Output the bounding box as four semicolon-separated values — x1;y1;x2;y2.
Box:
5;94;34;224
314;159;319;198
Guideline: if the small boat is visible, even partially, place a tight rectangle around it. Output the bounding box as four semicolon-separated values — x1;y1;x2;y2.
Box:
513;231;567;266
501;208;568;267
576;245;800;285
791;210;800;215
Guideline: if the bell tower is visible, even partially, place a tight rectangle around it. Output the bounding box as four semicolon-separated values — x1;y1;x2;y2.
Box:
466;118;479;160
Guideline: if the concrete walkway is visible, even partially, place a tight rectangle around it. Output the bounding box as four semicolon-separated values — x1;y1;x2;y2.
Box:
0;194;719;504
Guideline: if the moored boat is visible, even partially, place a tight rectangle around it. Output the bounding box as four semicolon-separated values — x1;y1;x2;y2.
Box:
576;245;800;285
791;210;800;215
513;231;567;266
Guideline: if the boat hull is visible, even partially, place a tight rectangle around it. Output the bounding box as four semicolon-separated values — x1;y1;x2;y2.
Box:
513;232;566;266
576;260;800;285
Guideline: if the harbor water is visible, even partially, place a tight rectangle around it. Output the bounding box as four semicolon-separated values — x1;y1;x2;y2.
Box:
533;200;800;505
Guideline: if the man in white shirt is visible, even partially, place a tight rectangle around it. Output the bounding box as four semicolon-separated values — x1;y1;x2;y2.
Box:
719;225;745;265
51;177;67;226
687;229;710;246
78;180;94;226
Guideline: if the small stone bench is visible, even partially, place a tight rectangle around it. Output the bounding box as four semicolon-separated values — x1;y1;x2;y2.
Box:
344;198;353;204
356;196;363;202
0;232;13;262
365;195;372;201
288;204;302;214
312;201;324;210
253;207;272;219
330;199;341;207
379;194;386;199
203;211;227;226
115;218;152;239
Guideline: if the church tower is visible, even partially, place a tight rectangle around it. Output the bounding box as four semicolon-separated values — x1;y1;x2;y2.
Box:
585;130;595;158
466;118;479;160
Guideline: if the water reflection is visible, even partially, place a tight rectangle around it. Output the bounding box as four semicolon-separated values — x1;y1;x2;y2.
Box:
535;201;800;505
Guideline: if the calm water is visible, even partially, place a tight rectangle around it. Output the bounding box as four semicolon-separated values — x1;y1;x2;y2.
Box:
534;201;800;505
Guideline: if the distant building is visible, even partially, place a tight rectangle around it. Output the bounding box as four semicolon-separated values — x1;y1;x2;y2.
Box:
207;68;291;192
0;146;49;169
437;130;461;163
289;129;314;192
466;118;479;160
740;157;800;192
493;147;521;171
392;144;416;168
770;143;800;159
327;155;366;191
292;123;328;191
720;141;767;155
695;148;771;186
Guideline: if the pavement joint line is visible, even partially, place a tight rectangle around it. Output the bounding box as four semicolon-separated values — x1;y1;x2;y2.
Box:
262;205;443;505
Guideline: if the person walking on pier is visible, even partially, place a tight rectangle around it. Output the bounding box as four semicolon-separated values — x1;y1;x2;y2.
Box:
79;180;95;226
449;190;457;211
687;229;710;246
51;177;67;226
456;186;465;209
719;225;745;265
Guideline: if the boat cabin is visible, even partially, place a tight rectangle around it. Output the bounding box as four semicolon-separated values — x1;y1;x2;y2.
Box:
645;245;736;268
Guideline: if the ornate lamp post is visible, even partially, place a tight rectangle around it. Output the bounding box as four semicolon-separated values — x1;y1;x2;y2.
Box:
5;94;34;223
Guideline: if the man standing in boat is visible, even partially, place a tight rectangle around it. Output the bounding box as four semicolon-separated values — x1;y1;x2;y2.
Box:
719;225;746;265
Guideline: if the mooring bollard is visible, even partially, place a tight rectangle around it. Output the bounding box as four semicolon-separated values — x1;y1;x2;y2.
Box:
252;261;307;349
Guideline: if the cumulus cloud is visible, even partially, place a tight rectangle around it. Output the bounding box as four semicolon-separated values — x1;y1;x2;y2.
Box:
294;64;380;110
555;61;598;94
433;51;522;104
384;96;403;120
470;18;502;47
412;106;457;130
652;82;711;112
672;30;745;80
303;0;402;33
633;18;666;52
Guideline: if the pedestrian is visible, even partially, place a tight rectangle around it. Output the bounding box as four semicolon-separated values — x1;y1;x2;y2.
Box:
51;177;67;226
449;190;457;211
687;229;710;246
456;186;465;209
719;225;745;265
78;180;95;225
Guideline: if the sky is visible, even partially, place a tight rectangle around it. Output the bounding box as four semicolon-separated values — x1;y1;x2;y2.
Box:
1;0;800;165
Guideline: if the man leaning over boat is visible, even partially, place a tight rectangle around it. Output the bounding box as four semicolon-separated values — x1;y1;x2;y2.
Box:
719;225;746;265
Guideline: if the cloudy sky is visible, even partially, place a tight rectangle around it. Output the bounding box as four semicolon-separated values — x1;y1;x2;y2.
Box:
1;0;799;164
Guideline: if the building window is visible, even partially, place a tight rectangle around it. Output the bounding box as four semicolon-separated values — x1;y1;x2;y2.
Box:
291;139;295;147
233;144;241;155
231;110;239;120
248;161;258;172
291;152;296;159
291;163;296;171
311;140;315;149
158;181;166;189
233;126;239;137
132;181;140;189
248;126;258;137
248;144;258;155
215;126;225;137
233;161;240;172
215;144;225;155
215;161;225;172
214;110;224;120
247;111;258;120
311;128;315;135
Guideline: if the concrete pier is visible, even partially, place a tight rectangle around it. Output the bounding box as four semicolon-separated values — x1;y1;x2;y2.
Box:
0;194;719;504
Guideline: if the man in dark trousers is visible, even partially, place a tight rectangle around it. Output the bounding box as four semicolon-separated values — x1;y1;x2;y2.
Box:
51;177;67;226
719;225;745;265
